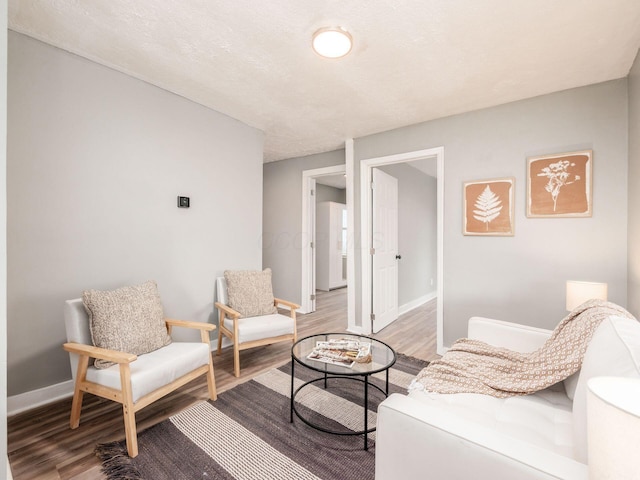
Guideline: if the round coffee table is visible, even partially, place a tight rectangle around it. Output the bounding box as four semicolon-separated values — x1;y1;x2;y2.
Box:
289;333;397;450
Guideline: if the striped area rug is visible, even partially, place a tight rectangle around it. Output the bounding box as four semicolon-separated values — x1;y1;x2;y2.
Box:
96;353;429;480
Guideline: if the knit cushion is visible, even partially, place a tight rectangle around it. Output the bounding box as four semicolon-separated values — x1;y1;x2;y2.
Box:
224;269;278;318
82;280;171;369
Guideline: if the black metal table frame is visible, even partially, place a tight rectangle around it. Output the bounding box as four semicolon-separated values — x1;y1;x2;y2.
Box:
289;334;396;450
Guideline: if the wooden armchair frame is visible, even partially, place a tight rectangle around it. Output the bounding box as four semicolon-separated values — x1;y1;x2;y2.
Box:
63;318;216;458
215;297;299;377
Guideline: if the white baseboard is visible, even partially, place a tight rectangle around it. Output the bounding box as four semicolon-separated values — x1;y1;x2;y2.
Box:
346;293;436;338
346;325;364;335
8;340;222;416
8;379;74;417
398;291;437;316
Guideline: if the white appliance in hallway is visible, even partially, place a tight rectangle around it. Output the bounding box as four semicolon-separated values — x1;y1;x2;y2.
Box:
316;201;347;291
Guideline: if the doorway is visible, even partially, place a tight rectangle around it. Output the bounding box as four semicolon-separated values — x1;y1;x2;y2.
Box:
360;147;444;354
301;164;348;315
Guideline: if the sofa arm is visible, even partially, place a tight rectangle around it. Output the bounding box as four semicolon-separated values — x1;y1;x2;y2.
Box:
375;394;587;480
467;317;552;353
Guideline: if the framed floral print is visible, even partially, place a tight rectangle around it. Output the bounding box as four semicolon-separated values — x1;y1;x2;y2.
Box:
526;150;592;218
463;177;515;236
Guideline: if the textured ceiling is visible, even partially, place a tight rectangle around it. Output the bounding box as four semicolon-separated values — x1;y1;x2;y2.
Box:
9;1;640;162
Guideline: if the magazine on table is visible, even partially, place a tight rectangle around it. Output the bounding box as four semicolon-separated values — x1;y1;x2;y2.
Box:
306;338;372;367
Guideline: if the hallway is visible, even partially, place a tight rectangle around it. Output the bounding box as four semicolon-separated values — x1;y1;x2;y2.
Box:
313;287;439;362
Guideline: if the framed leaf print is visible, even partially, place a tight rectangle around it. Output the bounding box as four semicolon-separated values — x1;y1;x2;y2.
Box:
463;177;515;236
526;150;592;218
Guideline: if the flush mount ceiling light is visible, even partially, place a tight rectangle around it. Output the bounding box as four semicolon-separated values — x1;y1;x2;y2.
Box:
312;27;353;58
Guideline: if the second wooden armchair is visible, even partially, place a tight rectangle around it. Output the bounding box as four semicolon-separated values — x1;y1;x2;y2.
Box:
214;271;300;377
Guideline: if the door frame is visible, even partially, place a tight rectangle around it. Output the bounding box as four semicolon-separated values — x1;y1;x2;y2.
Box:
360;146;445;354
301;164;347;314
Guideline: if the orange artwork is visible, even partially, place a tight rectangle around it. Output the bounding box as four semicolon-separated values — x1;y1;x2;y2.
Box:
527;150;592;217
463;177;514;236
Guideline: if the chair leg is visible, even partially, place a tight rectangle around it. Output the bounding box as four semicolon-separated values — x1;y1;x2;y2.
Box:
122;402;138;457
70;390;84;429
206;357;217;401
217;328;223;356
291;310;297;342
233;342;241;377
119;364;139;458
70;355;89;429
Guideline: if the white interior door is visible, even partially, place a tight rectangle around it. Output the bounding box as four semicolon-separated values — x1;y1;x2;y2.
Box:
372;168;398;332
310;178;317;312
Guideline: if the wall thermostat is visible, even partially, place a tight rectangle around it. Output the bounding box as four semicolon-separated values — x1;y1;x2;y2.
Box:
177;196;190;208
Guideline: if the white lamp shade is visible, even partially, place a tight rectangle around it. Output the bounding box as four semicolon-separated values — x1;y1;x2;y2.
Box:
587;377;640;479
566;280;607;311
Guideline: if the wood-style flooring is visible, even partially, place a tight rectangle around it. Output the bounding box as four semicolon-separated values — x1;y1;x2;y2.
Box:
7;288;439;479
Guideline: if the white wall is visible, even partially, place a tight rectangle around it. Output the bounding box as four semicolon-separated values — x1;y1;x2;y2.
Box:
263;149;345;304
355;79;629;345
7;32;264;396
378;163;437;308
316;184;346;204
628;49;640;317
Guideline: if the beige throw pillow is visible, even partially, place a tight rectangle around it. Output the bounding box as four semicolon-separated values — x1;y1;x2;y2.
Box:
82;280;171;369
224;269;278;318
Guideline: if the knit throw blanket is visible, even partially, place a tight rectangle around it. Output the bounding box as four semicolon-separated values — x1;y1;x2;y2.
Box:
411;300;635;398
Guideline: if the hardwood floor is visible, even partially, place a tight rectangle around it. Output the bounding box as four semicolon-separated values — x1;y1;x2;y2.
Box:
7;289;438;479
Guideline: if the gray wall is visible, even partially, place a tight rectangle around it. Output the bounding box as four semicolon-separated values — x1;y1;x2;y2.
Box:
263;149;345;304
378;164;437;307
628;49;640;317
7;32;264;396
355;79;629;346
1;0;8;469
316;184;346;204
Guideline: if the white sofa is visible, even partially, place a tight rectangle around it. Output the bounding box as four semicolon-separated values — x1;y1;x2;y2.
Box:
376;314;640;480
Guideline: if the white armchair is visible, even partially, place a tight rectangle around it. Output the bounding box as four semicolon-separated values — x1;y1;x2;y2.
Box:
63;298;217;457
215;276;299;377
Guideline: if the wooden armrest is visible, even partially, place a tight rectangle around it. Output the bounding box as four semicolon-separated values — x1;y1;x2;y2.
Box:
165;318;216;331
214;302;241;319
63;342;137;364
274;298;300;310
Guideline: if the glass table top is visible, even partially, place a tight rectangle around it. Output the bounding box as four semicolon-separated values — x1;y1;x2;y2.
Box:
291;333;396;376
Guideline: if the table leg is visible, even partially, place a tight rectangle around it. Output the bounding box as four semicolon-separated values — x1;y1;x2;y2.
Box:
364;374;369;450
386;367;390;395
290;357;295;423
324;370;327;389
